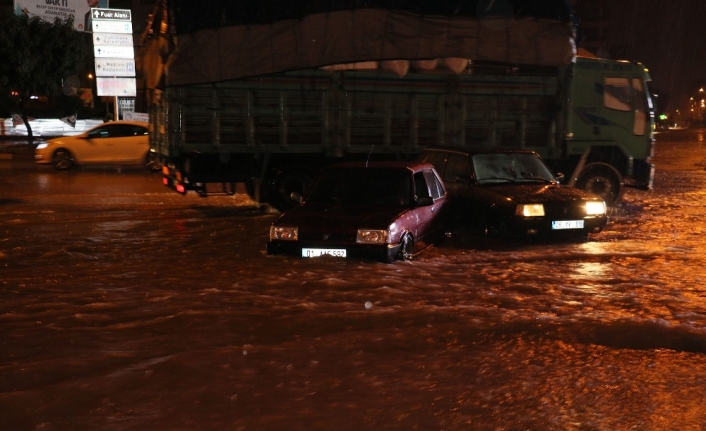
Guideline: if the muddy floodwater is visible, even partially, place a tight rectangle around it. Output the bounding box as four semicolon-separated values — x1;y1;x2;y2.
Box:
2;130;706;430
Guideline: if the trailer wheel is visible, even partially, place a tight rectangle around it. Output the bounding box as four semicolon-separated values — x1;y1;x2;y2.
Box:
270;168;313;212
575;163;624;206
244;179;262;203
144;151;161;172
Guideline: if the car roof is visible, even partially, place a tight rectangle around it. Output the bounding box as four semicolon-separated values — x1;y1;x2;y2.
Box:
324;161;436;173
89;120;148;130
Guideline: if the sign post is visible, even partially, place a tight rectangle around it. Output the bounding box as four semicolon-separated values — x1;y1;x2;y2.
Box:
91;8;135;120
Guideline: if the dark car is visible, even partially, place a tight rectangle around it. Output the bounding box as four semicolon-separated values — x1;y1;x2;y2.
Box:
267;161;448;262
418;148;608;239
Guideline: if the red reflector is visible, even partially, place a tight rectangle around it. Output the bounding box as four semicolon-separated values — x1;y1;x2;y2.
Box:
176;184;186;193
162;177;168;185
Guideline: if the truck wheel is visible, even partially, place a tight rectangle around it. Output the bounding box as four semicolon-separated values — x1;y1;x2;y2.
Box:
144;151;161;172
270;168;313;212
52;148;74;170
575;163;624;206
244;179;262;203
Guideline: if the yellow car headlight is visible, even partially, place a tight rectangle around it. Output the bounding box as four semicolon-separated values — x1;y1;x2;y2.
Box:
585;201;607;215
270;226;298;241
515;203;545;217
356;229;389;244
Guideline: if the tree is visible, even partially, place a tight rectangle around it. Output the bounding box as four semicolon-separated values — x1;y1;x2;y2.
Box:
0;10;87;143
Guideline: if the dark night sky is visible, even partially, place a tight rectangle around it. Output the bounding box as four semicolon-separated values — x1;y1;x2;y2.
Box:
593;0;706;112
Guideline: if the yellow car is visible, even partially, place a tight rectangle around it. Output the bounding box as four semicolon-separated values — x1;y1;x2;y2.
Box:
34;121;160;171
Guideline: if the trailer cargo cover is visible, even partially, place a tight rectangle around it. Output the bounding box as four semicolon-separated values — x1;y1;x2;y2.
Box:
162;3;576;86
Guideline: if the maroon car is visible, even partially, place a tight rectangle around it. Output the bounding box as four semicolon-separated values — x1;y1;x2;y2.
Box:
267;161;448;262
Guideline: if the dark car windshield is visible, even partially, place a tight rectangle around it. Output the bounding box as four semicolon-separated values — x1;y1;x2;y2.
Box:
306;168;412;207
472;153;555;184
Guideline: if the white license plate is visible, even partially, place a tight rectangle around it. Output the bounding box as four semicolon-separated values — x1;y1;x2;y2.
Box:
302;248;347;258
552;220;584;230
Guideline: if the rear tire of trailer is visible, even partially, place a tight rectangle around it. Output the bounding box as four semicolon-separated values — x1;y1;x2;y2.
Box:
575;163;624;206
244;179;262;203
144;151;161;172
270;168;314;212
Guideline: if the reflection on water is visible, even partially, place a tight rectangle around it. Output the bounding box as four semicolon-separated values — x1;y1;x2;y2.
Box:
571;261;608;290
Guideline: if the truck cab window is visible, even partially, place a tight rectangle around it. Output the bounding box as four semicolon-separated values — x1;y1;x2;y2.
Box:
632;78;647;136
604;77;632;112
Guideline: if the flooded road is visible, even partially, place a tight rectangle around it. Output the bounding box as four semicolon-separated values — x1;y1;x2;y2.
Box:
2;130;706;430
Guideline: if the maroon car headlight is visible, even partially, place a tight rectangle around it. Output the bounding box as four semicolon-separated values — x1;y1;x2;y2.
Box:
270;226;298;241
356;229;389;244
515;203;545;217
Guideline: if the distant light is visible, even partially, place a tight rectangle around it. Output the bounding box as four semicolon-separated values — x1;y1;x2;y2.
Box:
87;73;94;79
30;95;38;99
700;88;704;92
659;114;668;120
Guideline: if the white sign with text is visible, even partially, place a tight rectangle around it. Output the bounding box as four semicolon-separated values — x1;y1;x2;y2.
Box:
96;77;136;97
95;58;136;77
92;33;133;47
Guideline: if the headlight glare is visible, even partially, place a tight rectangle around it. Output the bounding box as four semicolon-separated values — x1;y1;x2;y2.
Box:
585;201;607;215
516;203;545;217
270;226;298;241
356;229;389;244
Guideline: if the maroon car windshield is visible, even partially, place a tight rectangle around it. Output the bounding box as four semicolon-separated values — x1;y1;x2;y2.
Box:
306;168;412;207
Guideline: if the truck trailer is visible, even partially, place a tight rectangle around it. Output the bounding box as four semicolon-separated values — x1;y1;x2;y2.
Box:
141;0;654;209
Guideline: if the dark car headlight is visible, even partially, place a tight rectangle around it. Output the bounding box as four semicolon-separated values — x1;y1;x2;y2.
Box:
270;226;298;241
356;229;389;244
515;204;545;217
585;201;607;215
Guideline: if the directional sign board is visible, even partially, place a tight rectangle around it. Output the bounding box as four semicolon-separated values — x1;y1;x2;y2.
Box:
95;59;136;77
91;8;136;102
93;33;133;47
91;8;132;22
97;78;137;97
92;20;133;34
94;46;135;59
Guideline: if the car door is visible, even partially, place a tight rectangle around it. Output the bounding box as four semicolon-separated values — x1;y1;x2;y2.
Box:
117;124;150;163
82;124;124;162
79;124;115;162
412;169;447;247
100;124;148;163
